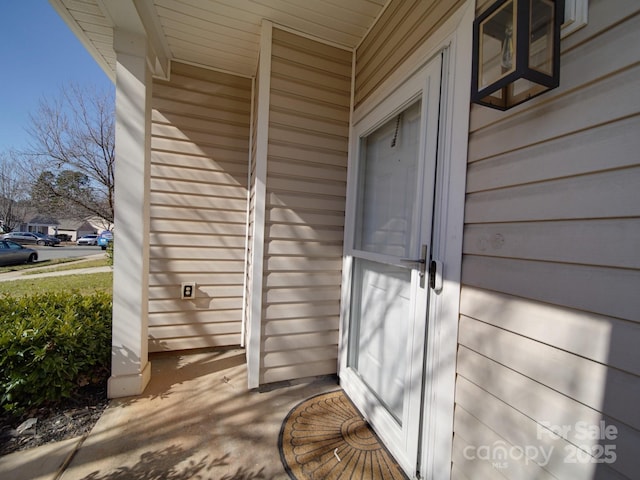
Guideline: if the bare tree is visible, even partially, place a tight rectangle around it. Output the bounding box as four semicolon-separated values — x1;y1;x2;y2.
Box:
22;83;115;223
0;153;30;231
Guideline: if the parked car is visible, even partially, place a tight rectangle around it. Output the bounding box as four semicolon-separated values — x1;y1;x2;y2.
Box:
32;232;61;246
97;231;113;250
76;234;99;246
1;232;40;245
0;240;38;266
55;233;72;242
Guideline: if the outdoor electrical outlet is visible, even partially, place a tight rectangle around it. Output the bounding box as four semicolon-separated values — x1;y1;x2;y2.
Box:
181;282;196;299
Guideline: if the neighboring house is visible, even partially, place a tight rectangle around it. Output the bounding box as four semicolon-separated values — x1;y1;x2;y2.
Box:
54;217;112;241
84;215;113;235
51;1;638;479
14;214;108;240
53;218;97;241
17;214;58;235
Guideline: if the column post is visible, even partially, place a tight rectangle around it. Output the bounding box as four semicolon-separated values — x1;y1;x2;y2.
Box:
107;28;152;398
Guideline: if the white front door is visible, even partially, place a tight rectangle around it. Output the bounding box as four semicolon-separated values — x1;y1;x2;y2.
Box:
340;53;443;477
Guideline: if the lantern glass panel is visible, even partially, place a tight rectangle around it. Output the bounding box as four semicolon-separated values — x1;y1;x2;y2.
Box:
529;0;555;75
510;77;547;105
479;0;517;90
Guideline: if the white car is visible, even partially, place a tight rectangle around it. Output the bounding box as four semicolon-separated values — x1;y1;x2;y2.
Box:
76;234;99;246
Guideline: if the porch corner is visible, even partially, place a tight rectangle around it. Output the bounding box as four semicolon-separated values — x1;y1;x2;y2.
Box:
107;360;152;399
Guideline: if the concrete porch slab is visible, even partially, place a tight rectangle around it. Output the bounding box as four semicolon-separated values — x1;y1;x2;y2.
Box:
59;348;338;479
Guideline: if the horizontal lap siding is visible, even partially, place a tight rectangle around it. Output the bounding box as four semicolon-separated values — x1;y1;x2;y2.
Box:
354;0;465;108
149;62;251;352
454;3;640;479
260;28;351;384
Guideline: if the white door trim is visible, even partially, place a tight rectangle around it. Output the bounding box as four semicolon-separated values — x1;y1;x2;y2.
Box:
339;1;473;478
341;55;443;474
420;4;473;478
246;20;273;389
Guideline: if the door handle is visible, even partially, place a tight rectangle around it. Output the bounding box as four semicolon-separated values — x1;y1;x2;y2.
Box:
429;260;443;293
400;257;426;264
400;244;428;278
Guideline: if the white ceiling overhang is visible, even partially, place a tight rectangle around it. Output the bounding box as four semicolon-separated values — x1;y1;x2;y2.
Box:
49;0;389;81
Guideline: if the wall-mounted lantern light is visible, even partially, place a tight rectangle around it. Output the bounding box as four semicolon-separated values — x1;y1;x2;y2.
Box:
471;0;563;110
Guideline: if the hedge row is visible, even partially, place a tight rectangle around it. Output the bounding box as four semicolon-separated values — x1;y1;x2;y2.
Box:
0;292;112;414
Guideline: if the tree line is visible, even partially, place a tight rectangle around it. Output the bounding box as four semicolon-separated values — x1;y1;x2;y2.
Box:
0;84;114;232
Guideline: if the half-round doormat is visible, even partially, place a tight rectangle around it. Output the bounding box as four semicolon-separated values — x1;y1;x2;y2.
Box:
278;390;407;480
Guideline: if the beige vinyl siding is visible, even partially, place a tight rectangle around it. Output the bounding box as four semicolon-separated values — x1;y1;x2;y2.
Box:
148;62;251;352
260;28;351;384
453;3;640;479
354;0;465;108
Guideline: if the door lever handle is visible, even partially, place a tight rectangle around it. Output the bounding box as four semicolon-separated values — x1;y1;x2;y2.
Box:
400;257;426;264
400;244;428;278
400;244;428;264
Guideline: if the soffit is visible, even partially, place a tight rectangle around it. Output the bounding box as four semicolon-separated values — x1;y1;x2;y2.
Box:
51;0;388;80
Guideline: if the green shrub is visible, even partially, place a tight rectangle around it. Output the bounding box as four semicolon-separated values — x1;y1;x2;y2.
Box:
0;291;112;415
107;240;114;266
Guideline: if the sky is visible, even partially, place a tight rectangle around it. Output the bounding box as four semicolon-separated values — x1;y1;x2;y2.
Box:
0;1;113;153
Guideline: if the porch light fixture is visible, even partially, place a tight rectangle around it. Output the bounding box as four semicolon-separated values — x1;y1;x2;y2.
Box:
471;0;563;110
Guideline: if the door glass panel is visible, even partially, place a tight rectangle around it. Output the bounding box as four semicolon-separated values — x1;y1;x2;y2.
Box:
354;100;422;258
349;99;423;426
350;258;411;423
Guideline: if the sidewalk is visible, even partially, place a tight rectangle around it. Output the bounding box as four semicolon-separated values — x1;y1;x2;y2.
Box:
0;436;84;480
0;348;339;480
0;255;111;282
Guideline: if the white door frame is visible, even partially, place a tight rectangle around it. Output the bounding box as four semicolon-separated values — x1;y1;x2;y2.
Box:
340;54;443;475
338;2;473;478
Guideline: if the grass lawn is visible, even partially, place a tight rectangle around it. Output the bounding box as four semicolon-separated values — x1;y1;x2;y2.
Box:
0;261;113;296
21;258;110;275
0;257;79;274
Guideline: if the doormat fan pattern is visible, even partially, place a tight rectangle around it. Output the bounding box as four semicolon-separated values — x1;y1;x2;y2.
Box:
278;390;407;480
